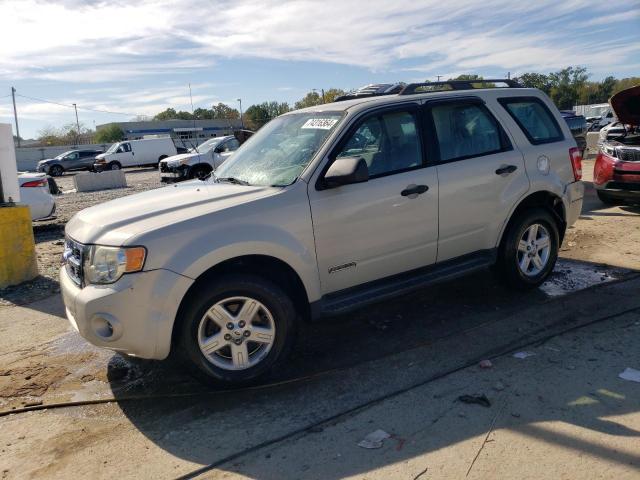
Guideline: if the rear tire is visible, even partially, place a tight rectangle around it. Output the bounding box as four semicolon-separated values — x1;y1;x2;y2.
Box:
497;208;559;290
177;274;297;386
108;161;121;171
597;190;620;205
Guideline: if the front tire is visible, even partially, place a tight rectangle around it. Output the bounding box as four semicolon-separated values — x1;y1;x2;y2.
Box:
189;165;212;180
177;274;297;385
49;165;64;177
497;208;559;290
108;161;121;171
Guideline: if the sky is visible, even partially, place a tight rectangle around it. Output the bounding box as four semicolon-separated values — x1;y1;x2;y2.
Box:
0;0;638;139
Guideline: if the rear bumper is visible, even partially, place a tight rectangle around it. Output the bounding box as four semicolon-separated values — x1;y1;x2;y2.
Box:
565;181;584;227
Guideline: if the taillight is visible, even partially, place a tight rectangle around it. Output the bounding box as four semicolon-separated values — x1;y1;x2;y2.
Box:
569;147;582;181
21;179;48;188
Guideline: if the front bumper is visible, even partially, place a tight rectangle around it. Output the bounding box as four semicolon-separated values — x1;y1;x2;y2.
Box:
565;181;584;227
159;164;190;182
60;266;193;359
37;164;49;173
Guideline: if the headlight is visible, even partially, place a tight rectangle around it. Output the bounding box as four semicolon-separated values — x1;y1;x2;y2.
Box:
83;245;146;284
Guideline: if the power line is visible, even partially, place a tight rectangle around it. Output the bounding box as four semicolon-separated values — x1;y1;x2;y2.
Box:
14;92;142;117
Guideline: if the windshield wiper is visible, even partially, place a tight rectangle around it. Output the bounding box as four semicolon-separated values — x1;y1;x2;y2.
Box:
216;176;250;186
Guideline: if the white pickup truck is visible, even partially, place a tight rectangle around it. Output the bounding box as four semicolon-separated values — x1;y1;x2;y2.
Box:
159;136;240;182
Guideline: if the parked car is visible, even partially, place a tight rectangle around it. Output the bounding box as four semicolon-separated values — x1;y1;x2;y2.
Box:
19;172;56;220
37;149;103;177
594;85;640;204
560;111;587;157
159;135;240;182
93;137;177;171
61;79;583;385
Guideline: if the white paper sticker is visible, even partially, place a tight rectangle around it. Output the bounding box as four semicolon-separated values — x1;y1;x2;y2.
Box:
301;118;338;130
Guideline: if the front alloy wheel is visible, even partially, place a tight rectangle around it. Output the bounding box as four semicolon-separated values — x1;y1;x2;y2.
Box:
197;296;276;371
178;274;297;385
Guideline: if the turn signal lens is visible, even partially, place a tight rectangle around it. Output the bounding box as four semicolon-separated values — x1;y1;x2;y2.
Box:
125;247;146;272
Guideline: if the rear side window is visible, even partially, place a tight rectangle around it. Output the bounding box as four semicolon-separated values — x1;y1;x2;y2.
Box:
499;97;564;144
429;101;509;162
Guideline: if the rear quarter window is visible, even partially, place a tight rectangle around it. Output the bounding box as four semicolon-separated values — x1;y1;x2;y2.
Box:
499;97;564;145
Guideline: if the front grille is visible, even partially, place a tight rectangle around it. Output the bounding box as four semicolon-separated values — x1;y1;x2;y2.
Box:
63;237;86;286
617;149;640;162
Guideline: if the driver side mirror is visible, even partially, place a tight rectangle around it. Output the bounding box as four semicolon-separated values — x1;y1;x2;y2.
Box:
320;156;369;190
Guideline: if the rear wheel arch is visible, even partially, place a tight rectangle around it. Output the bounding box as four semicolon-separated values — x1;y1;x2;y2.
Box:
499;191;566;250
172;255;310;349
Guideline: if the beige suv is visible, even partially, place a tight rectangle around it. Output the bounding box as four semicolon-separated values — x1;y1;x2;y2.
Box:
61;80;584;385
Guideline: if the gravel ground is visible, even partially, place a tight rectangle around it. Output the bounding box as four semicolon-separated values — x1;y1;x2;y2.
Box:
0;168;163;306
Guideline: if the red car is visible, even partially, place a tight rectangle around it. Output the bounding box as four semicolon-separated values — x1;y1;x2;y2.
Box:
593;85;640;204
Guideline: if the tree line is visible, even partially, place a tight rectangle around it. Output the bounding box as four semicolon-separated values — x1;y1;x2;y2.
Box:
35;67;638;145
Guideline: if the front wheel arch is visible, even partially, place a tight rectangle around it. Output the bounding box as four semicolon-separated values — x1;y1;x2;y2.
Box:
171;254;310;351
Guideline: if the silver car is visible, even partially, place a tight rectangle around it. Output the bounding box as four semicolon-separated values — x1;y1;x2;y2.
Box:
60;80;584;385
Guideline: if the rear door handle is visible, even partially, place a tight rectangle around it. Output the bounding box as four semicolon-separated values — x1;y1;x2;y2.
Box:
495;165;517;175
401;184;429;196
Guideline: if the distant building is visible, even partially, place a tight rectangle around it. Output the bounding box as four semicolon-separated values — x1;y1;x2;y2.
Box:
96;119;243;147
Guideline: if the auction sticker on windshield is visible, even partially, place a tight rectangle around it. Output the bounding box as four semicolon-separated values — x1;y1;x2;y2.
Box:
301;118;338;130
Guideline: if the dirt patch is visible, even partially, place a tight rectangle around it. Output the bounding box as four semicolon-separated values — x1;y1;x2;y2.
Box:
0;352;97;407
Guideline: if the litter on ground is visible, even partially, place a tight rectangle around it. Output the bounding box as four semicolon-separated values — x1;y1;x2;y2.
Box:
357;429;391;449
618;367;640;383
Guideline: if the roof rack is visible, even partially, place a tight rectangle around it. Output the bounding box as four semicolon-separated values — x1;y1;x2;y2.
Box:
333;83;406;102
399;79;521;95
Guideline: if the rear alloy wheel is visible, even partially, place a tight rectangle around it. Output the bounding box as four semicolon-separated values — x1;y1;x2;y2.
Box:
49;165;64;177
178;274;296;385
498;208;559;289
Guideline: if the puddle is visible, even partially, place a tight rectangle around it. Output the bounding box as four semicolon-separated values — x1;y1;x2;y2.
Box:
540;259;623;297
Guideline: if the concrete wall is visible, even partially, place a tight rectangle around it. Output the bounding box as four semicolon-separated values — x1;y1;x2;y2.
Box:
16;144;111;172
74;170;127;192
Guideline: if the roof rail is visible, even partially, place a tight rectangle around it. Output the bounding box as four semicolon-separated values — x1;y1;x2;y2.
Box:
333;83;406;102
399;79;522;95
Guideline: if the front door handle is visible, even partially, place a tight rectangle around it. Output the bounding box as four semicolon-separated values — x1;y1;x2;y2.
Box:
401;184;429;197
495;164;517;175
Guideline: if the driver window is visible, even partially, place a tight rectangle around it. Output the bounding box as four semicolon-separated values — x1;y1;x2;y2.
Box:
67;152;78;160
336;110;422;177
122;143;131;152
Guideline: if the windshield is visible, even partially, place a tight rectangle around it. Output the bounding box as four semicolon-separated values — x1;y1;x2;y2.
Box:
189;137;224;153
213;112;343;186
54;150;75;159
106;142;121;154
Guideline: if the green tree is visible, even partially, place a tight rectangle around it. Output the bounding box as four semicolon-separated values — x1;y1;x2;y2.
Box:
548;66;589;109
294;91;322;109
95;124;125;143
515;73;552;94
153;108;193;120
322;88;346;103
211;103;240;120
611;77;640;96
242;101;290;130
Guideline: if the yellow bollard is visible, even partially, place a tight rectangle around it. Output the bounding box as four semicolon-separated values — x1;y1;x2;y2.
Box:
0;205;38;288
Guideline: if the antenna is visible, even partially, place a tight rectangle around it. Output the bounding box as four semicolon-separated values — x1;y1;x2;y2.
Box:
189;83;199;152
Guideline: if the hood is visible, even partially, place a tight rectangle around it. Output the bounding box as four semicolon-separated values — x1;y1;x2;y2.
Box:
610;85;640;126
66;180;278;245
161;152;205;166
38;158;56;164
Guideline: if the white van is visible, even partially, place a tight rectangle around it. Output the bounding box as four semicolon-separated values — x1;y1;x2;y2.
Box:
94;137;177;171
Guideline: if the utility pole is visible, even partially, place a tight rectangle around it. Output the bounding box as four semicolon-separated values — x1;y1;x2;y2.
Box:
11;87;20;147
72;103;80;145
321;89;326;103
237;99;244;129
436;75;442;82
